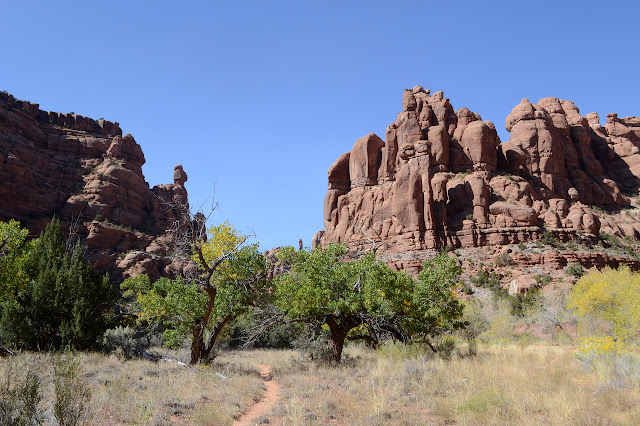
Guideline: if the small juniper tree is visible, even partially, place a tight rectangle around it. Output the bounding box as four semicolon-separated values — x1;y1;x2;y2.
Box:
0;218;116;350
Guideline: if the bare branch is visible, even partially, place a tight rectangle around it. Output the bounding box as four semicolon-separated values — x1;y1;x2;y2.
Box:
65;214;83;255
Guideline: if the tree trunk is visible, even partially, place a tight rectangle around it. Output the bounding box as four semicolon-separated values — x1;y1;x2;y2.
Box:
325;315;360;363
190;321;205;365
191;286;218;364
328;330;347;363
201;315;234;364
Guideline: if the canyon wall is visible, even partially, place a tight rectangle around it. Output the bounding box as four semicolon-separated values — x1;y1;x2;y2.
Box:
0;92;191;281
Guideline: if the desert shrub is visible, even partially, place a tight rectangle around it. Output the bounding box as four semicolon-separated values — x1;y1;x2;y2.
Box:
508;286;541;318
434;335;457;360
565;263;585;278
534;273;552;286
53;355;91;426
480;300;515;343
102;326;163;358
470;270;502;291
461;282;474;295
540;230;563;248
494;253;512;267
294;327;335;362
460;300;489;356
257;322;307;349
598;232;638;258
573;338;640;391
599;232;620;248
455;169;473;179
0;364;43;425
440;244;456;254
575;336;625;361
606;353;640;390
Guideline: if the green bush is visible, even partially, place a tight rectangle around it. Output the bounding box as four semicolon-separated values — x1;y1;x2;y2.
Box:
0;218;117;350
540;231;562;248
509;287;541;317
461;282;474;295
471;270;502;291
440;244;456;254
565;263;585;278
534;273;552;286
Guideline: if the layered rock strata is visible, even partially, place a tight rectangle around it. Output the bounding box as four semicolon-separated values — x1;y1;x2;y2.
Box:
316;86;640;253
0;92;190;281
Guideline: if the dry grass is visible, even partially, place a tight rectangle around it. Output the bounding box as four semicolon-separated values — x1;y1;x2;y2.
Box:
266;343;640;425
0;350;265;425
2;343;640;425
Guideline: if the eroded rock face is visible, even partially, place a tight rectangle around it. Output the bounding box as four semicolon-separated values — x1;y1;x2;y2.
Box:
315;87;640;253
0;92;190;281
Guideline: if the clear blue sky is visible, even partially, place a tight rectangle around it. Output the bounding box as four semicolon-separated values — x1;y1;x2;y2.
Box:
2;1;638;250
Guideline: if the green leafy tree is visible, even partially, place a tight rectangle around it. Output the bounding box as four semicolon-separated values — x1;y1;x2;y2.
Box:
409;254;466;342
0;219;30;304
123;222;269;364
274;245;465;363
0;218;116;350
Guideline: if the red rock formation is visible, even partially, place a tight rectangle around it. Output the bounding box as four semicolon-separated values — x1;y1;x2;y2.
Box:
316;87;640;254
0;92;189;281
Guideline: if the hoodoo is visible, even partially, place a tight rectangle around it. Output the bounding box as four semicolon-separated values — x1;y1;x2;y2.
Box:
315;86;640;262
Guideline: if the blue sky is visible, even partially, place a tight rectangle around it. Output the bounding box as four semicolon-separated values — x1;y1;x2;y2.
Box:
2;1;638;250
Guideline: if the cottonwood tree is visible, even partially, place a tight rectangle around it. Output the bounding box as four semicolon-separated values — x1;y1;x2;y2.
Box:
407;253;467;346
568;266;640;353
0;219;30;304
123;222;269;364
274;244;466;363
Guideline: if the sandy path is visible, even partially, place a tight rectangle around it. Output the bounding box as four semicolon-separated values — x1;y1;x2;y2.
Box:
234;364;280;426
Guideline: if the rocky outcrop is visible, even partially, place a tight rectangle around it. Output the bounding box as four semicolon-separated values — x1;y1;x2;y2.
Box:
0;92;190;281
316;87;640;255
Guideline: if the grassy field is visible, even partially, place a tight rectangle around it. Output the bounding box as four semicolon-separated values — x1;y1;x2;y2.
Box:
2;342;640;425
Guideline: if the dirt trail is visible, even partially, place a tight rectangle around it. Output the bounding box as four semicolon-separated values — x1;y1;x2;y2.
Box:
234;364;280;426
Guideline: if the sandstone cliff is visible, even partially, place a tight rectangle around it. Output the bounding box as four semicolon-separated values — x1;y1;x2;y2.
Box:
0;91;190;281
315;86;640;258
